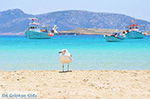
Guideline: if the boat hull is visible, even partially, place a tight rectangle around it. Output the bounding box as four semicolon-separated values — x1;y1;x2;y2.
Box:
126;31;145;39
104;35;122;42
25;31;51;39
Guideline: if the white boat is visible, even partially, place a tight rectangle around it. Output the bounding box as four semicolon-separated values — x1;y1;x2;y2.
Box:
25;18;57;39
124;24;145;39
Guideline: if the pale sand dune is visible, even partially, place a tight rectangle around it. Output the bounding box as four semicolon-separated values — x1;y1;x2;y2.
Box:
0;70;150;99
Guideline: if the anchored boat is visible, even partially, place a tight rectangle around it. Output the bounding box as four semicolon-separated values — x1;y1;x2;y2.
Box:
25;18;58;39
124;24;145;39
104;32;126;42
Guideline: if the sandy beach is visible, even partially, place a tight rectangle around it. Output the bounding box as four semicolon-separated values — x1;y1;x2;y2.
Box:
0;70;150;99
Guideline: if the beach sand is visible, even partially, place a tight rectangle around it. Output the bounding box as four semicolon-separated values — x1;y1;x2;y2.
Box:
0;70;150;99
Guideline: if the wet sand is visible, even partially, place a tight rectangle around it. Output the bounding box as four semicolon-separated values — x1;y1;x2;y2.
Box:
0;70;150;99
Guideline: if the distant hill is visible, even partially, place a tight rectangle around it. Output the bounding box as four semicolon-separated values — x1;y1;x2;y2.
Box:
0;9;150;33
0;9;33;33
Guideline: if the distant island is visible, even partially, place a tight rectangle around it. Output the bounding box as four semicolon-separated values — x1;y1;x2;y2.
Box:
0;9;150;34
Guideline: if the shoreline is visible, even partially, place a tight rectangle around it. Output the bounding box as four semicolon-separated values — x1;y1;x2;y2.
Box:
0;70;149;99
0;28;150;36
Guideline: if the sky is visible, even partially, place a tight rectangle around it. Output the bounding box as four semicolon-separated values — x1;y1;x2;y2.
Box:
1;0;150;21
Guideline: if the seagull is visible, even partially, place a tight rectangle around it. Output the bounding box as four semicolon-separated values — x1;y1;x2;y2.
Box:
58;49;72;72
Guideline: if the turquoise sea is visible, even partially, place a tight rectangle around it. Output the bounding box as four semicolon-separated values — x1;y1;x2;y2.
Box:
0;35;150;70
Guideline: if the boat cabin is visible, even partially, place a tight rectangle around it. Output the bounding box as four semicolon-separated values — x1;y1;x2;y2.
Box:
28;18;40;30
28;24;39;30
127;24;140;31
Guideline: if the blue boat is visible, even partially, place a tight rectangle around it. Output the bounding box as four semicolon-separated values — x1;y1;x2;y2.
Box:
104;32;126;42
25;30;52;39
124;24;145;39
25;18;57;39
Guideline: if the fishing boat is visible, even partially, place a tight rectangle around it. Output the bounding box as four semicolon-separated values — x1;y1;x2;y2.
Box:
25;18;57;39
123;24;145;39
104;32;126;42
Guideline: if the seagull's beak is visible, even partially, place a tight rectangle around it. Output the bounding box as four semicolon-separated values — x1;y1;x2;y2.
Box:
59;51;62;54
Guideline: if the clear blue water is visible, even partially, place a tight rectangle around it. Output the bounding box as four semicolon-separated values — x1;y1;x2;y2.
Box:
0;35;150;70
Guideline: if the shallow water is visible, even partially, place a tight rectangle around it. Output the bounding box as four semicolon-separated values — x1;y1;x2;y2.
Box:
0;35;150;70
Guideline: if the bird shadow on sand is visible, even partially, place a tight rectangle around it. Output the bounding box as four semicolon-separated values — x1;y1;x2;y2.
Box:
59;70;72;73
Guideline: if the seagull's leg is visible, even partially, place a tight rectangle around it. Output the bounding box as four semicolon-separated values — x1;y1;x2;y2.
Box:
67;64;69;71
62;64;64;72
